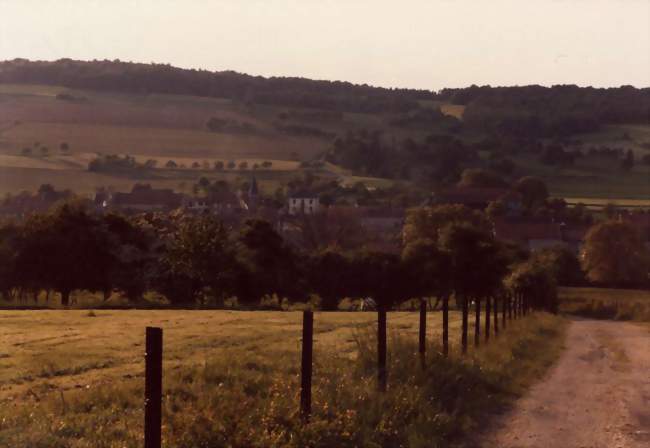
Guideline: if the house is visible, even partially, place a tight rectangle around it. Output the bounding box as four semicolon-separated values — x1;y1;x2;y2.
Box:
430;187;523;215
288;194;320;215
103;184;184;212
0;185;74;218
493;218;566;251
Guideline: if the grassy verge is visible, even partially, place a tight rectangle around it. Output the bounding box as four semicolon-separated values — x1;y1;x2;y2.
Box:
0;312;566;448
559;287;650;322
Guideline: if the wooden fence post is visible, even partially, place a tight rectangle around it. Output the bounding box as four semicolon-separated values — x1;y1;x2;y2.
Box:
301;311;313;421
493;296;499;336
461;295;469;354
145;327;163;448
485;296;491;343
442;295;449;357
378;309;387;392
419;299;426;369
474;298;481;348
502;294;507;329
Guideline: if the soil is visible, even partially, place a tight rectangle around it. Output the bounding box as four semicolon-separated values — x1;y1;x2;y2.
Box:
483;319;650;448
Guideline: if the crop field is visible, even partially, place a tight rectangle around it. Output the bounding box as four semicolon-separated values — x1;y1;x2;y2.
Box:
0;308;565;447
0;84;334;196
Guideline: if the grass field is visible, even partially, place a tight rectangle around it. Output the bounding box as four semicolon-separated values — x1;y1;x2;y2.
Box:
514;153;650;200
559;287;650;321
0;308;566;447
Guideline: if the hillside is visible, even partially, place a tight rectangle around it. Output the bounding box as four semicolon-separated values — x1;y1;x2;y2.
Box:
0;59;649;201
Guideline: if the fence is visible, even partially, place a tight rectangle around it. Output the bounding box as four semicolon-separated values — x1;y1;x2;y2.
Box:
143;294;529;447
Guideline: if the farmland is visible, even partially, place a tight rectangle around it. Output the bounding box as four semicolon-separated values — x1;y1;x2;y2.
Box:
1;82;649;201
0;308;565;447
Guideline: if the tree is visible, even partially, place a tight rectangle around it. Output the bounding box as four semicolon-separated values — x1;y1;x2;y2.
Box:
621;149;634;171
235;219;300;304
238;161;248;170
159;215;237;305
165;160;178;168
402;239;453;355
214;161;224;170
515;176;548;211
439;224;507;352
60;142;70;152
227;160;236;169
581;221;649;287
402;204;489;247
506;260;558;314
13;203;115;306
306;249;352;310
102;213;156;302
534;246;584;286
349;250;408;311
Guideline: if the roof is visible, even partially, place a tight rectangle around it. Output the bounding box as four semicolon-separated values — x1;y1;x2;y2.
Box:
434;187;521;207
112;185;183;208
493;218;563;243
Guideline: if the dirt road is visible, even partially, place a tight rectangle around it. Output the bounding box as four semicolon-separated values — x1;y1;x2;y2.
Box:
484;319;650;448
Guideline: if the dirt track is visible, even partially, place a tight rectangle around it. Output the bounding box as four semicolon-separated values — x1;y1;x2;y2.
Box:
484;319;650;448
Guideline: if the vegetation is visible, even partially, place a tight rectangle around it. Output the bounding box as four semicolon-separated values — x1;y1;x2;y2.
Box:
559;287;650;322
581;221;650;287
0;309;566;447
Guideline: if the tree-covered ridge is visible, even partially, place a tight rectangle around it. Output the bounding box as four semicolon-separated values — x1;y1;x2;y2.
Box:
0;59;432;113
440;84;650;137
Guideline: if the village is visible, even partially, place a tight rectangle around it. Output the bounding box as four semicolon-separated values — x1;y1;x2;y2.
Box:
2;176;648;257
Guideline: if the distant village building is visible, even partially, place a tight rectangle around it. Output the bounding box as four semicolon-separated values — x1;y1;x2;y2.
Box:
430;187;523;215
101;184;184;212
288;194;320;215
493;218;566;252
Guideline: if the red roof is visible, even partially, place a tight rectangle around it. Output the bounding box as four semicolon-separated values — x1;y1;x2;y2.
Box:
435;187;521;207
493;218;562;243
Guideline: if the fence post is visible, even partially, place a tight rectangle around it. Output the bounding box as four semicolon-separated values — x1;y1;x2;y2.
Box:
378;309;387;392
300;310;313;421
419;299;426;369
493;296;499;336
145;327;163;448
485;296;491;343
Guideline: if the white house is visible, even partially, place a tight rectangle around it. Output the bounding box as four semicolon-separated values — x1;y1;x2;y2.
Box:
288;196;320;215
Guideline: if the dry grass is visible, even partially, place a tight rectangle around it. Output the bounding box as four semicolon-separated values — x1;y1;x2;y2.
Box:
559;287;650;322
0;309;565;447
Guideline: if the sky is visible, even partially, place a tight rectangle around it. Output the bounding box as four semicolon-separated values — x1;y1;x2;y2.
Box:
0;0;648;90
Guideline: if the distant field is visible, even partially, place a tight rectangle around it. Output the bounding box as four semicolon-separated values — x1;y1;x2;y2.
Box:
563;197;650;209
559;287;650;321
515;153;650;200
440;103;466;119
576;124;650;158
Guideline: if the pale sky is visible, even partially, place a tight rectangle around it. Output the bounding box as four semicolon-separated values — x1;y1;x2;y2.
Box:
0;0;648;90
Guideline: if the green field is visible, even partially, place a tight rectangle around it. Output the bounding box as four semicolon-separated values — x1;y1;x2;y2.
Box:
0;308;566;447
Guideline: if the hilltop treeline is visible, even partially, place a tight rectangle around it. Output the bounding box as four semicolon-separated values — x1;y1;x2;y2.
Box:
0;59;431;113
440;84;650;137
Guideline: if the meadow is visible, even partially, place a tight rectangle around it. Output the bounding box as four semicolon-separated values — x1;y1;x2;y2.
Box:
558;286;650;322
0;308;566;447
